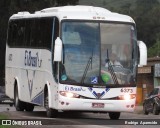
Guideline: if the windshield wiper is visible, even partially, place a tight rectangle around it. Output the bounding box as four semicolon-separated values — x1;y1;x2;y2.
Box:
106;49;119;84
81;50;93;84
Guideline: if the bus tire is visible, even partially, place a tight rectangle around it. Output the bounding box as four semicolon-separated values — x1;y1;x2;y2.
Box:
109;112;120;120
44;89;58;118
143;104;149;115
25;103;34;112
153;104;159;115
46;108;58;118
14;85;25;111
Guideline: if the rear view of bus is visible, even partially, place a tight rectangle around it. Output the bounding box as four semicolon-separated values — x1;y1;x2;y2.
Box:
5;6;144;119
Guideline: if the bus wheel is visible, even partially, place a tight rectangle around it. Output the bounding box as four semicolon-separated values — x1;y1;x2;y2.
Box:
25;103;34;112
109;112;120;120
14;86;25;111
153;104;159;115
143;104;149;115
44;91;58;118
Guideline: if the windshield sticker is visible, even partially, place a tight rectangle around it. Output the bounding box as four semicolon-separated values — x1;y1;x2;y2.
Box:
61;74;67;81
91;76;98;84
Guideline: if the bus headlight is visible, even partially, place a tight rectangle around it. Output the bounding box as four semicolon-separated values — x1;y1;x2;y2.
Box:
59;91;80;98
118;94;136;101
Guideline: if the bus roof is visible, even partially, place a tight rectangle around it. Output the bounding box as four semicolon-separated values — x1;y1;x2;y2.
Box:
10;5;135;23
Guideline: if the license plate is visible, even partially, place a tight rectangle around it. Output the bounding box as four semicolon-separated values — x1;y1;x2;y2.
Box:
92;103;104;108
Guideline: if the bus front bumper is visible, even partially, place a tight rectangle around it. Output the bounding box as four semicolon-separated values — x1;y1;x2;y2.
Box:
56;97;136;113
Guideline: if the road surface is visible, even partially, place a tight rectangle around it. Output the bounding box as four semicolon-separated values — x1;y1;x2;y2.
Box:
0;105;160;127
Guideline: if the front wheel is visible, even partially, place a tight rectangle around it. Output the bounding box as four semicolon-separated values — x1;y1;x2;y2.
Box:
153;104;159;115
25;103;34;112
109;112;120;120
44;90;58;118
143;104;149;115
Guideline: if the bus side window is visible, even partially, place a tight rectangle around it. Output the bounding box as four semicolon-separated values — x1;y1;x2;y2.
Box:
17;20;25;47
30;19;36;47
25;19;31;47
8;21;18;47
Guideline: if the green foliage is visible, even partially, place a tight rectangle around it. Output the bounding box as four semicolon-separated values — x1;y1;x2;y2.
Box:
133;0;160;48
148;39;160;57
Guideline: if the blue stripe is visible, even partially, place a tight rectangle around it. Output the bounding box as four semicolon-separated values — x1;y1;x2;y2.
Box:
31;91;44;105
106;88;110;92
100;91;105;97
88;87;93;92
93;91;98;98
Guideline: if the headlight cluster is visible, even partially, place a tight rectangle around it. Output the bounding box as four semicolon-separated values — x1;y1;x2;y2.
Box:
59;91;80;98
118;94;136;101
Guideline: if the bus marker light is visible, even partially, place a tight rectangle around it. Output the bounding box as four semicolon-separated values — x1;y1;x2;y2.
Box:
63;16;67;18
126;105;130;108
131;104;135;108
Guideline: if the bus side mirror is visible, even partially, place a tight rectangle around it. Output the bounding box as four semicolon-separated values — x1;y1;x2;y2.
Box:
54;37;62;62
137;40;147;67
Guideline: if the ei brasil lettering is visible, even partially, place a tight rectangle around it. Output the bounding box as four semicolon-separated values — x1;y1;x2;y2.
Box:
24;50;42;67
65;86;86;91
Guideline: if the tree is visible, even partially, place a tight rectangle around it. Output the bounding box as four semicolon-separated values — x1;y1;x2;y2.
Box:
133;0;160;48
148;39;160;57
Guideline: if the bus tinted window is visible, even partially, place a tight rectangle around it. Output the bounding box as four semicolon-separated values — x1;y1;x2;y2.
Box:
7;17;54;49
8;21;18;46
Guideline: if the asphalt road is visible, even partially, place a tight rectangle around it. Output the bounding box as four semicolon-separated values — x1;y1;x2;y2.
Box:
0;105;160;128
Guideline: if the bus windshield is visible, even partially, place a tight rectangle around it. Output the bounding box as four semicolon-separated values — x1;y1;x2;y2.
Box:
60;21;137;87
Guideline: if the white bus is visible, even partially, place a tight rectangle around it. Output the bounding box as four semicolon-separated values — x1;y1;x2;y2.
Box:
5;6;146;119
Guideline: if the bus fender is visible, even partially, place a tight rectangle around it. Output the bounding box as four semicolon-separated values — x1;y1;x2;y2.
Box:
14;77;21;100
44;81;52;108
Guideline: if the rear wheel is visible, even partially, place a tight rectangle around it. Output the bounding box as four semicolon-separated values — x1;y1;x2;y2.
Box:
109;112;120;120
44;90;58;118
25;103;34;112
143;104;149;115
153;104;159;115
14;85;25;111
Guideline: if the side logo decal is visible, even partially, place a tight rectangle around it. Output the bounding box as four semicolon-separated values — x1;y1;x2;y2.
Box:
88;87;110;99
26;70;36;99
24;50;42;67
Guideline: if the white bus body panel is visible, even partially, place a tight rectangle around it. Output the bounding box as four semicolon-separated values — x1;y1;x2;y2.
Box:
55;84;136;112
10;6;135;23
5;48;58;107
